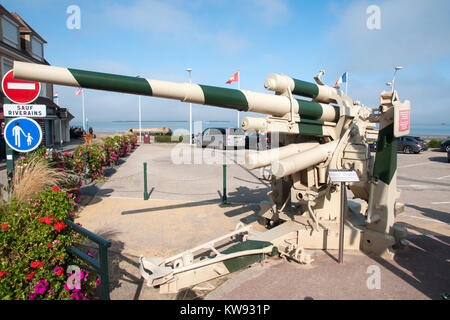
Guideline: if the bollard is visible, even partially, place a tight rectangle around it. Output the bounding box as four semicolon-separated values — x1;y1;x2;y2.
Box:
143;162;149;200
222;164;227;204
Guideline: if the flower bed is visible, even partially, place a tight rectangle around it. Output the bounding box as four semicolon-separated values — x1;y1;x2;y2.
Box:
0;133;139;299
0;187;99;300
17;133;138;184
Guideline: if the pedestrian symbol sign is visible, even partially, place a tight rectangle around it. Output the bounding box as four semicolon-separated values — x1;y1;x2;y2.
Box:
4;117;43;152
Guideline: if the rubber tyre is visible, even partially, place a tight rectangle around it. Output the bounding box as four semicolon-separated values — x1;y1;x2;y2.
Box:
404;146;412;154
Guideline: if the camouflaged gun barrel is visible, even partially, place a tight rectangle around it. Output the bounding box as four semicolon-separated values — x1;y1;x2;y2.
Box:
13;61;338;123
271;140;338;178
245;141;320;170
264;73;352;105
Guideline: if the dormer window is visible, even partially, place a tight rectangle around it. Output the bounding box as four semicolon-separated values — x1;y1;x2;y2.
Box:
2;15;19;48
31;36;43;60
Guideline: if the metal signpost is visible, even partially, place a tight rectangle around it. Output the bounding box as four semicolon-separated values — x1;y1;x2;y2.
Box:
328;169;360;264
1;70;43;189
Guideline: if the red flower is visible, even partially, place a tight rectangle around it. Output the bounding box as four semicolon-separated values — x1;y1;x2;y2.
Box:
26;271;35;280
53;221;67;233
0;271;10;279
30;261;44;269
38;216;53;225
51;186;60;192
1;223;7;230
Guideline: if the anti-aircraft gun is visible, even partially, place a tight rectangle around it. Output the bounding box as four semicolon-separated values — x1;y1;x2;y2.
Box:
12;61;411;293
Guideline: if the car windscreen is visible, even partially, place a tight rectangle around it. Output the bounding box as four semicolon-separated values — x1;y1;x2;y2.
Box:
229;128;244;135
209;128;226;135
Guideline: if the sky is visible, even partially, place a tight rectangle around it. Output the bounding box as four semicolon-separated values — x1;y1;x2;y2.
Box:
2;0;450;126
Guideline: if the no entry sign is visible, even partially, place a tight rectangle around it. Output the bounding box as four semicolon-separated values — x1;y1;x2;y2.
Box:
1;70;41;104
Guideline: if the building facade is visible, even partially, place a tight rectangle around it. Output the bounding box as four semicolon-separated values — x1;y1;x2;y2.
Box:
0;5;72;147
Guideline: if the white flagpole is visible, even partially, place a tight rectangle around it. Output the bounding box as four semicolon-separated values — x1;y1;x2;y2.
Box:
345;72;348;96
237;71;240;127
82;89;85;132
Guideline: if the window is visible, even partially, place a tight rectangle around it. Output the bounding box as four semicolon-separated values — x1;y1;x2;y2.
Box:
31;37;43;60
2;16;19;47
1;57;13;77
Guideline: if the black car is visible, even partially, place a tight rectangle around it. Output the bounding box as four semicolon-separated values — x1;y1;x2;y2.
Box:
447;146;450;163
397;136;423;154
412;136;429;151
440;139;450;152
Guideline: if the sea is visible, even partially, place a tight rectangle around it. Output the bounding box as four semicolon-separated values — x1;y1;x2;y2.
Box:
71;120;237;135
71;120;450;138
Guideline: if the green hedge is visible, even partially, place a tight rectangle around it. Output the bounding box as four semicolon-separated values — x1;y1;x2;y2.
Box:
154;135;187;143
428;139;444;148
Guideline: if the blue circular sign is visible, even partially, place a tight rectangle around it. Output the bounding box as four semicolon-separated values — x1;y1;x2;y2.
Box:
4;117;43;152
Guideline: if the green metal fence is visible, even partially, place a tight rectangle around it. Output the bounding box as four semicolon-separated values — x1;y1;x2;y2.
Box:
65;219;112;300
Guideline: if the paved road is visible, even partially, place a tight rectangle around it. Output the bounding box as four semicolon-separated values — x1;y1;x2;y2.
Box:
83;143;269;204
74;144;449;300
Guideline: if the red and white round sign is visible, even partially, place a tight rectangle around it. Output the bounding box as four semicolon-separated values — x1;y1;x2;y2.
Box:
1;70;40;104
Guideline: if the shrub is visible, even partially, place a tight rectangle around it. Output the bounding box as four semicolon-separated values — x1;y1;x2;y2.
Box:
15;148;82;204
428;139;444;148
11;155;66;204
0;187;99;300
155;135;183;143
72;144;105;180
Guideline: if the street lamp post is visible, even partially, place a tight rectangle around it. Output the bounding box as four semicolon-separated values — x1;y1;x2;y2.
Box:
391;66;403;92
186;68;192;145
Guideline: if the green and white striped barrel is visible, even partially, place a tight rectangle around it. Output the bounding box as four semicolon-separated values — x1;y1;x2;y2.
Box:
13;61;338;123
264;73;352;105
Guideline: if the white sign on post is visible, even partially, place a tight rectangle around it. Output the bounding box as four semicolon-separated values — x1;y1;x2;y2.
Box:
328;170;360;182
3;104;47;118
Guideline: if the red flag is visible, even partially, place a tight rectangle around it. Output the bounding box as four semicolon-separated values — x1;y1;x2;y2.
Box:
226;72;239;84
75;88;83;96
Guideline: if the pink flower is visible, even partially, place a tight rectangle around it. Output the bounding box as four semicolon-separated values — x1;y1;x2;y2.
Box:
53;266;63;276
70;293;80;300
34;280;48;294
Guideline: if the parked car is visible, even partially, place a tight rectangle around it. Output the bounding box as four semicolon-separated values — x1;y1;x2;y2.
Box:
196;127;245;149
412;136;429;151
226;128;245;149
196;128;226;149
440;139;450;152
245;132;271;150
447;146;450;163
367;139;377;152
397;136;423;154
